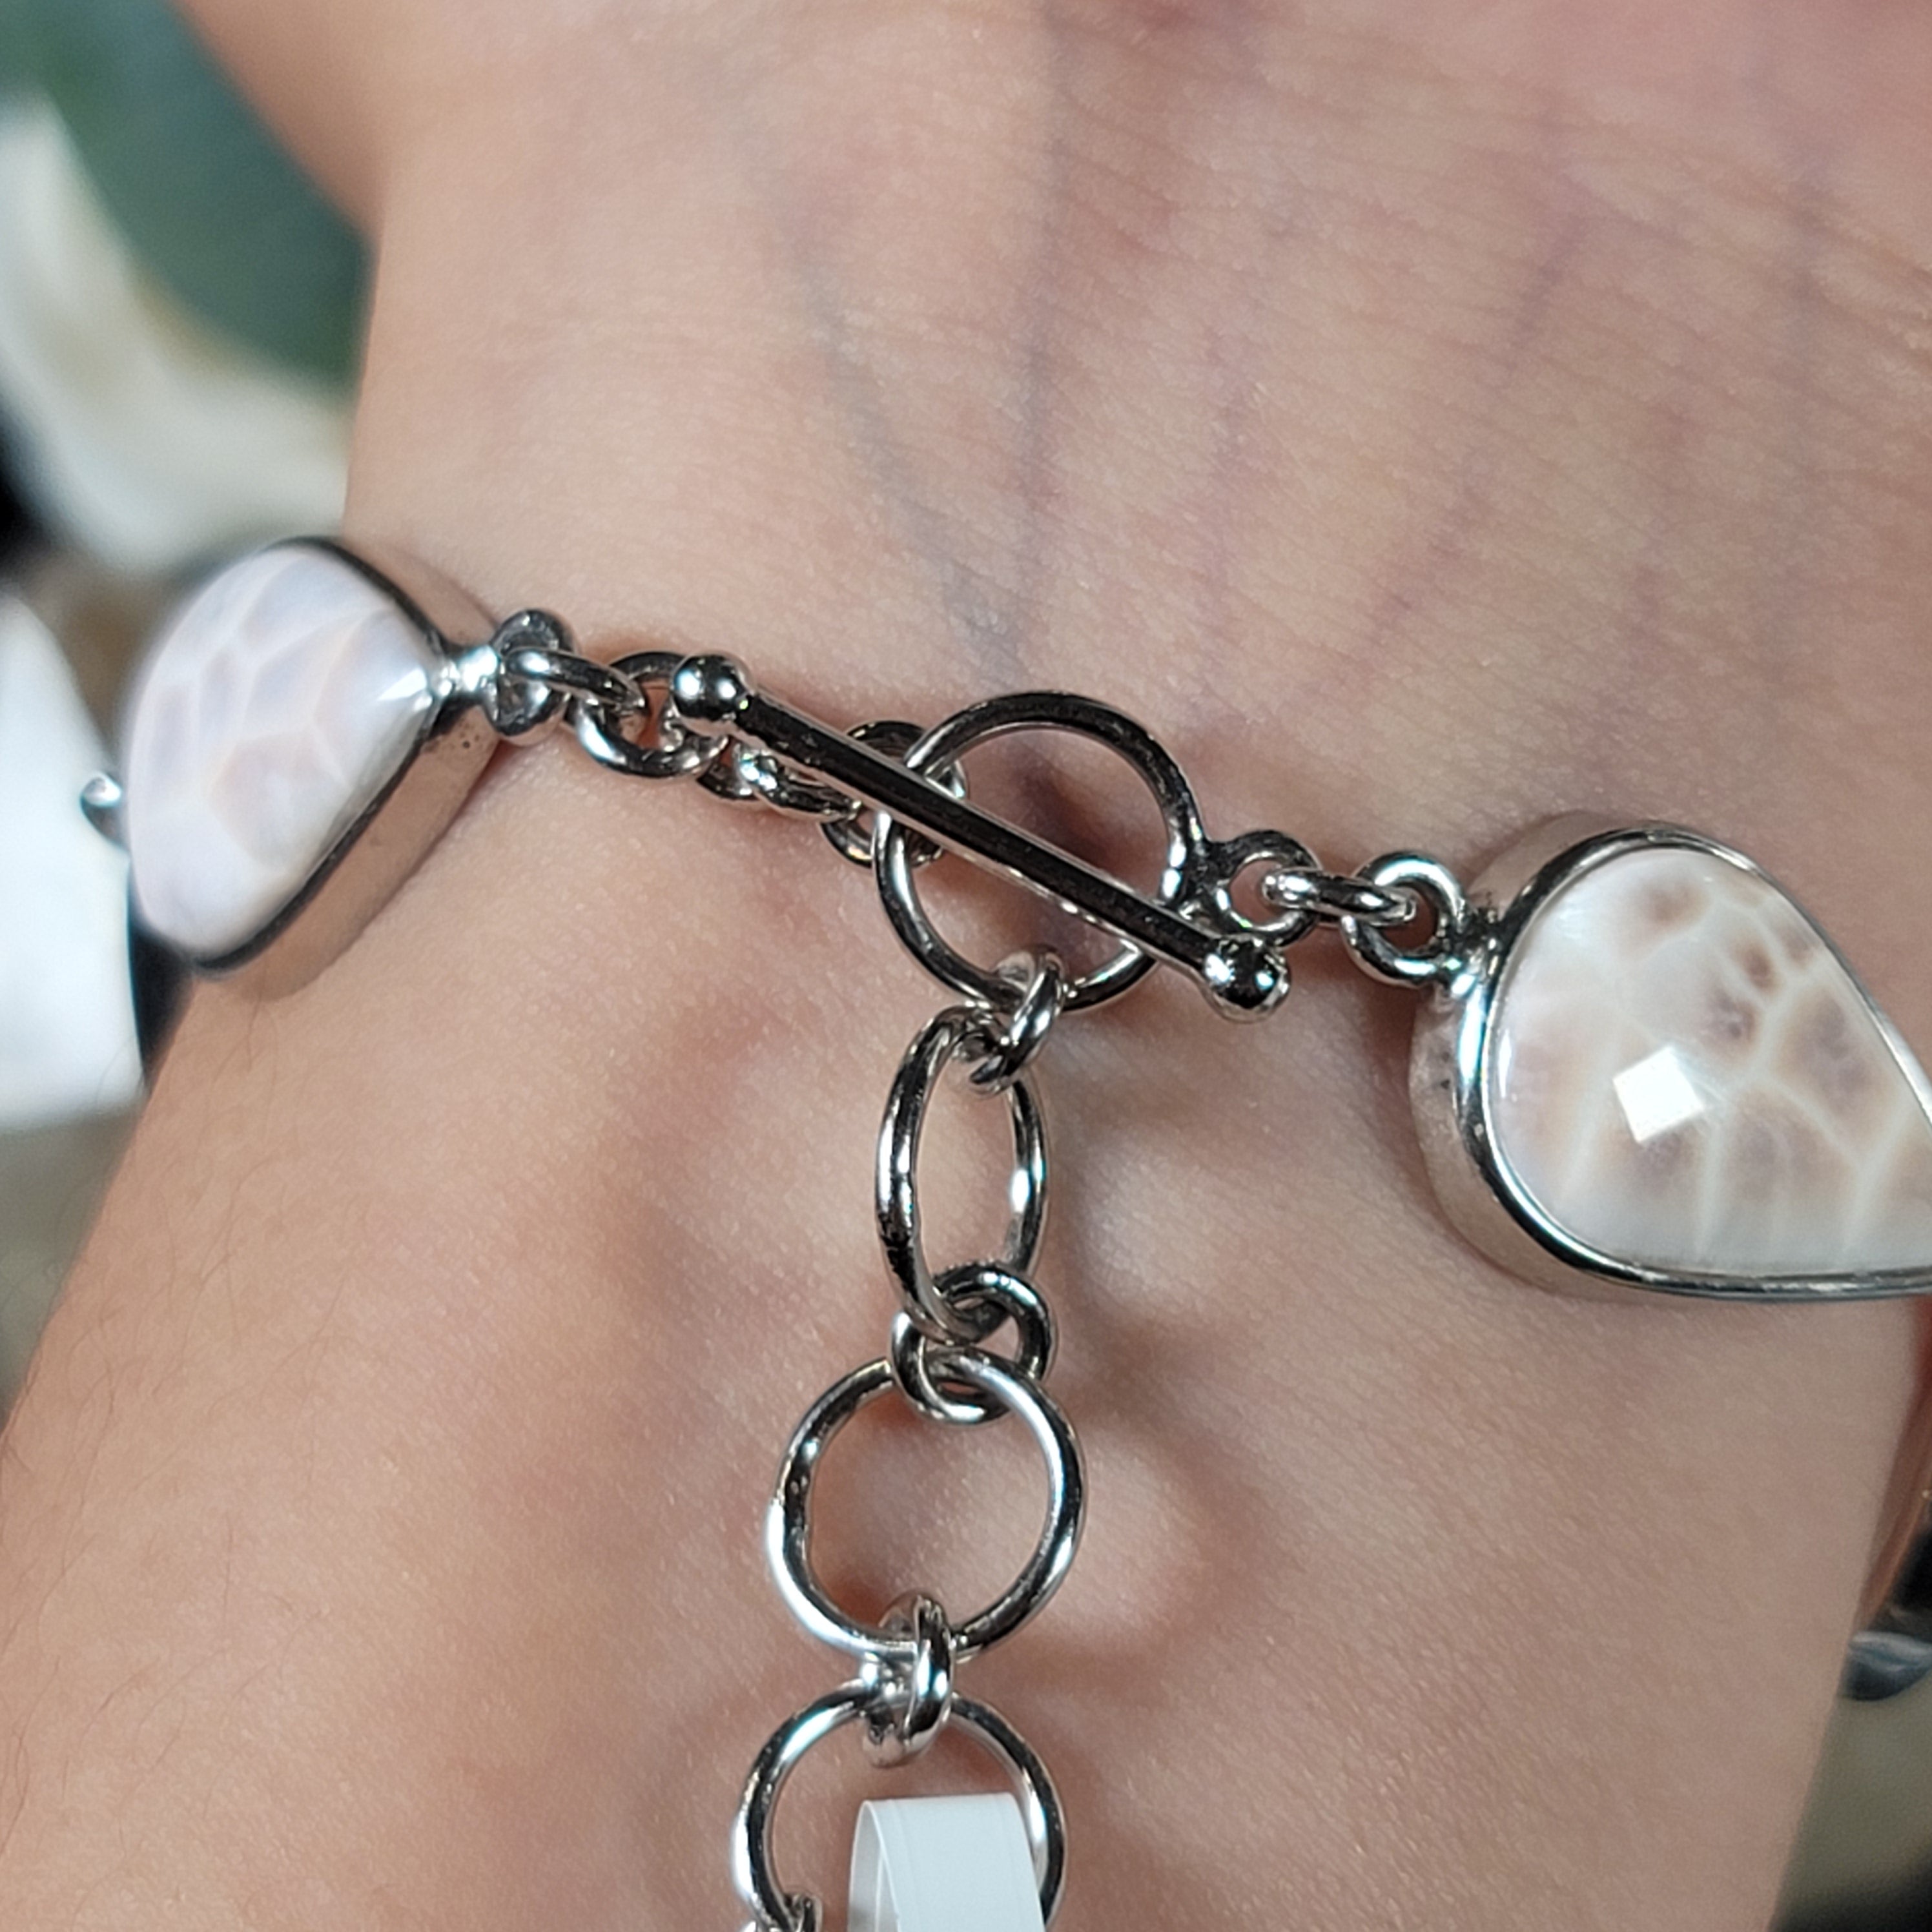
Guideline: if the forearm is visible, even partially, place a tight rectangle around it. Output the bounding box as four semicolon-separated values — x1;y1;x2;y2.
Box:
5;5;1931;1926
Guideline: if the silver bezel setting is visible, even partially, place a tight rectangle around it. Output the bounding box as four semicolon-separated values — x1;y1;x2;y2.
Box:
1412;815;1932;1302
141;538;502;994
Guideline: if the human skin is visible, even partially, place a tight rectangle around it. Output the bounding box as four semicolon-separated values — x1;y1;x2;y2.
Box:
3;1;1931;1926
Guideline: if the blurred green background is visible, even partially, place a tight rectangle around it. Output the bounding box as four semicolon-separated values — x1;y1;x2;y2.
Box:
0;0;364;383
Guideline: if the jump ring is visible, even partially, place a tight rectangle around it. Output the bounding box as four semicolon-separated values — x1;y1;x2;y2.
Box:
1341;852;1470;987
504;642;644;715
574;649;728;781
859;1592;957;1766
965;949;1069;1093
1261;866;1418;928
1185;828;1321;941
890;1267;1056;1428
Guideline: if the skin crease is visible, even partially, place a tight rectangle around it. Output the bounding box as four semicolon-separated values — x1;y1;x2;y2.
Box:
3;0;1931;1926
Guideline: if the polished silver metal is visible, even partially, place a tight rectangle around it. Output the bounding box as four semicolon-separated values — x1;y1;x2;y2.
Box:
670;656;1297;1020
702;738;858;817
767;1354;1084;1667
482;613;622;737
821;719;963;869
176;538;502;991
79;771;125;846
741;961;1082;1919
859;1592;958;1767
113;549;1413;1017
877;1009;1049;1341
105;535;1931;1893
571;649;726;781
1341;851;1471;988
964;950;1069;1095
1410;817;1932;1302
732;1686;1065;1932
878;689;1310;1021
890;1270;1057;1427
1262;864;1416;928
503;640;641;720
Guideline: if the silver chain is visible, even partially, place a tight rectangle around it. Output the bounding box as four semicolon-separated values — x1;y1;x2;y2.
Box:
734;971;1080;1929
482;632;948;867
474;617;1473;1927
477;614;1468;999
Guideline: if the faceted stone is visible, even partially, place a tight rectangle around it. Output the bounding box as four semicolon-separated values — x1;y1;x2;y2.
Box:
123;546;442;960
1486;844;1932;1279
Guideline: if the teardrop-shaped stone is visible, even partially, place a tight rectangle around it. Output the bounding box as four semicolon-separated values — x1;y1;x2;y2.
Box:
1486;844;1932;1280
123;546;442;961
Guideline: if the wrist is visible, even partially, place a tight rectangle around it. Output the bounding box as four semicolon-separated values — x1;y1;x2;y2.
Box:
9;8;1932;1924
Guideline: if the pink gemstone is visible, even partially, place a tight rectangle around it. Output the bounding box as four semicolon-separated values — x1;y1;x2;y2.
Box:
123;547;441;960
1486;845;1932;1278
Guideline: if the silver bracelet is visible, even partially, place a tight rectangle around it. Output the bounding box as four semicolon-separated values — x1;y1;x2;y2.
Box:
87;538;1932;1929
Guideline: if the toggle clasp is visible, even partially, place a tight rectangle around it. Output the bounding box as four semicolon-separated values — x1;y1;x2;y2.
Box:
670;654;1306;1020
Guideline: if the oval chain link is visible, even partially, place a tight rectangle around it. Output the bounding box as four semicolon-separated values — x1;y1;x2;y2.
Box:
876;1004;1050;1348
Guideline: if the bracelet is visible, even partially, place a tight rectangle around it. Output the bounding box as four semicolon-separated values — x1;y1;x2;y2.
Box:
87;538;1932;1927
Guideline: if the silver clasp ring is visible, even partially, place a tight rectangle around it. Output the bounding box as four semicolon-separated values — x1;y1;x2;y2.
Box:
873;690;1209;1014
1339;851;1471;987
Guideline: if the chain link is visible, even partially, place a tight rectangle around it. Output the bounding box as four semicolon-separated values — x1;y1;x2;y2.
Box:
960;949;1069;1094
876;1005;1050;1343
700;739;856;816
890;1269;1057;1426
1260;864;1417;928
821;719;965;869
736;955;1080;1927
569;649;727;781
484;626;1472;1931
1339;852;1471;986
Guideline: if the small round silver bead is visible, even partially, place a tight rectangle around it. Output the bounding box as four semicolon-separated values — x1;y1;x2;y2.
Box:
669;653;753;730
1202;934;1291;1020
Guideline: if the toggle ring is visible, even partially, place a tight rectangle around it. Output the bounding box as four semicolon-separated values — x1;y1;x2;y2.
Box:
873;690;1211;1013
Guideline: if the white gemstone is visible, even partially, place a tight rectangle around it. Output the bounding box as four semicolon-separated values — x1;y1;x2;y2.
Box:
1486;845;1932;1278
123;546;441;960
850;1796;1044;1931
